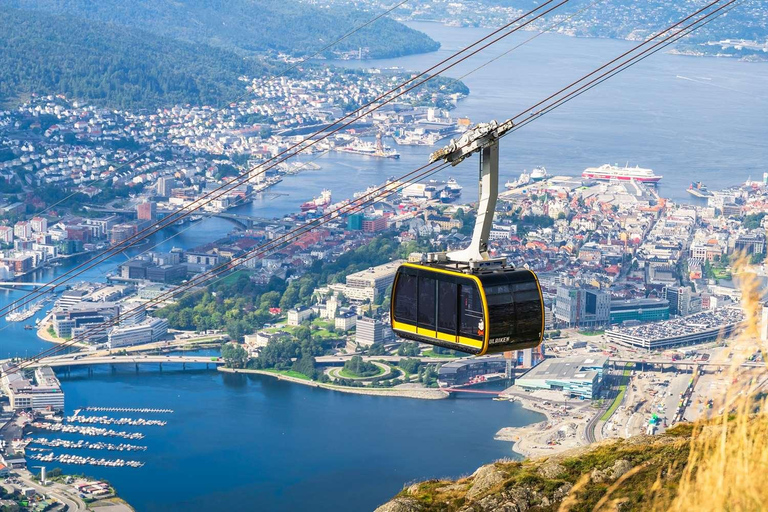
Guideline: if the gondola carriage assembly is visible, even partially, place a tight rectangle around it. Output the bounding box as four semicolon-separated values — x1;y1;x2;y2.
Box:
390;120;544;355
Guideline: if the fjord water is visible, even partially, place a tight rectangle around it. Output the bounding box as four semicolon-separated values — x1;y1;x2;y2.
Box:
2;22;766;512
235;20;768;221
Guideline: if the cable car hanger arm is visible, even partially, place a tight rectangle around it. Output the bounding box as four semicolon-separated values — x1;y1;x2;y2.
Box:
427;119;515;265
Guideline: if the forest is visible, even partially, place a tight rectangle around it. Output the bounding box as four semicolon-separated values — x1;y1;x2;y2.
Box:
1;0;439;59
0;7;273;109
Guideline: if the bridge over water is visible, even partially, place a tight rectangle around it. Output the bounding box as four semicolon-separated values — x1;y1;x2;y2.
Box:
19;354;225;371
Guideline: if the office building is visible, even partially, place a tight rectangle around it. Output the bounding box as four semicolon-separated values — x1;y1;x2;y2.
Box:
664;286;701;317
554;286;610;328
107;318;169;349
52;303;120;339
516;356;608;399
343;260;403;302
1;364;65;411
610;298;670;325
356;316;395;346
437;357;507;387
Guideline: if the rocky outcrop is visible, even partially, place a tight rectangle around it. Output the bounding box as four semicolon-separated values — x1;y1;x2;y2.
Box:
375;428;695;512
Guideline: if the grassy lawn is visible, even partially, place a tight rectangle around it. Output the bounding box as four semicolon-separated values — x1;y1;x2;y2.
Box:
312;319;334;330
422;350;457;359
339;366;385;379
600;366;631;421
261;369;313;381
580;329;605;336
713;268;732;280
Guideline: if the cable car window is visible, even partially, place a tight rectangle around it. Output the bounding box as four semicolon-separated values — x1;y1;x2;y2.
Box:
437;280;457;333
393;273;417;323
459;282;483;337
485;284;515;336
418;275;436;328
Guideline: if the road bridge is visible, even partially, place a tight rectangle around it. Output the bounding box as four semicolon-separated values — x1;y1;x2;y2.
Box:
609;358;765;372
22;355;224;370
0;281;51;289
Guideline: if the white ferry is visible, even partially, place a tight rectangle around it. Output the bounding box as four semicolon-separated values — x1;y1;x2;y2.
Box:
582;164;662;183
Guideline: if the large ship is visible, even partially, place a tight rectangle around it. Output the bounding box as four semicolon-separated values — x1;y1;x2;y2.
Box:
687;181;713;198
337;133;400;159
300;189;332;211
582;164;662;183
530;166;548;182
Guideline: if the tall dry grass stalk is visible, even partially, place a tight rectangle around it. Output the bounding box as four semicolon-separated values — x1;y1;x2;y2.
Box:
662;254;768;512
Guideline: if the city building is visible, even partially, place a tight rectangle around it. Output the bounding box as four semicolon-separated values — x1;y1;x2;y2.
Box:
52;303;120;339
107;318;169;349
57;289;89;310
664;286;701;317
515;356;608;399
342;260;403;302
1;364;65;411
362;216;387;233
355;316;394;346
761;303;768;343
0;226;13;244
156;176;177;197
335;311;357;331
437;357;507;387
609;298;670;325
287;306;313;326
30;217;48;233
734;233;766;255
137;201;157;221
13;221;31;239
606;308;743;350
111;224;138;245
554;286;610;328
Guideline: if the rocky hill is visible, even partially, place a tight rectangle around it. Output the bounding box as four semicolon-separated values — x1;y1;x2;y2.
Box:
376;425;696;512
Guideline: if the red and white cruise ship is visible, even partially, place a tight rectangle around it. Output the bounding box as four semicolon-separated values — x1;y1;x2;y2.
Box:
582;164;662;183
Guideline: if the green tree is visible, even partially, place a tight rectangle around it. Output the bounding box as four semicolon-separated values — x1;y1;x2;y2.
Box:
221;342;249;368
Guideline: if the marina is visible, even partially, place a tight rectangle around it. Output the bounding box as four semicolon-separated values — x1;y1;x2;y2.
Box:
29;452;144;468
30;438;148;452
31;421;146;440
83;407;174;414
67;415;167;427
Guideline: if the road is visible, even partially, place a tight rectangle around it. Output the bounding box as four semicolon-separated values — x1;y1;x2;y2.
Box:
16;470;87;511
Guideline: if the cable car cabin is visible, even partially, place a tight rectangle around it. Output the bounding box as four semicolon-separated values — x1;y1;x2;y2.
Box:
390;262;544;355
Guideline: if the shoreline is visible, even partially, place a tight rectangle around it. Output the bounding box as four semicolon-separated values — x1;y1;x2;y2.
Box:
218;367;449;400
37;318;89;349
497;391;596;459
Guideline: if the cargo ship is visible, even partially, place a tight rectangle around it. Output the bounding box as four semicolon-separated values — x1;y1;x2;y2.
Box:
300;189;332;211
687;181;713;198
582;164;662;183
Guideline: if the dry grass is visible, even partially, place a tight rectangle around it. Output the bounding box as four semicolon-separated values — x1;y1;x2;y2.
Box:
657;254;768;512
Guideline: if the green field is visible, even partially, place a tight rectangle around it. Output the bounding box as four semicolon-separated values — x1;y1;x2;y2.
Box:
260;369;313;381
600;366;632;421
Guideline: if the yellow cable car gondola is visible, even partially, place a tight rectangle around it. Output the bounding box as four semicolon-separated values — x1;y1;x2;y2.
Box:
390;120;544;355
